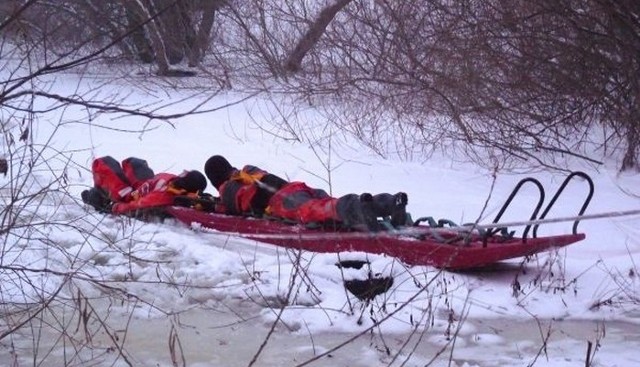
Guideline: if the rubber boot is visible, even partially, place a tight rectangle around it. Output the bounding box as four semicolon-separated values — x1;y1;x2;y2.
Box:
335;193;379;231
371;192;408;227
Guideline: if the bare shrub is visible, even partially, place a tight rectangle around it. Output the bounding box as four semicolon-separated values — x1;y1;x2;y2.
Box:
220;0;639;172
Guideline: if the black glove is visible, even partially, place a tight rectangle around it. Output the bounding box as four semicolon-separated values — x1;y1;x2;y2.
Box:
173;194;219;212
82;188;113;213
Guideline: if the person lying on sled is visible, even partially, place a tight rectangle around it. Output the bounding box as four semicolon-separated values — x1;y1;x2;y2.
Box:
204;155;409;231
82;156;207;215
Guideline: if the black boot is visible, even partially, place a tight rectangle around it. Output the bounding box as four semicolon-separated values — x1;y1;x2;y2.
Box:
371;192;409;227
390;192;408;227
81;187;113;213
335;193;379;231
359;193;380;231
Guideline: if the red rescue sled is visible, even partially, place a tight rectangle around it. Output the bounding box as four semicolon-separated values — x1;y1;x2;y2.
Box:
165;172;593;270
166;206;585;269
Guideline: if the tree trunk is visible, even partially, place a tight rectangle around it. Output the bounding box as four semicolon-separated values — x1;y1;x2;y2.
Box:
122;0;154;63
128;0;170;74
187;0;220;66
284;0;353;73
622;123;639;171
174;0;197;66
152;0;185;64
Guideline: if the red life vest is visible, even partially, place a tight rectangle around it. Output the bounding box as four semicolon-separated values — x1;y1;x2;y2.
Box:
91;156;194;215
111;172;190;214
266;182;339;224
215;165;339;224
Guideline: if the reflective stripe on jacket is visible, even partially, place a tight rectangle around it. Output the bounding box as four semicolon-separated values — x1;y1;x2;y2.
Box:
111;172;180;214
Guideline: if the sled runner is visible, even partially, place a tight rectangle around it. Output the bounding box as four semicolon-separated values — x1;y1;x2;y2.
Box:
162;171;593;270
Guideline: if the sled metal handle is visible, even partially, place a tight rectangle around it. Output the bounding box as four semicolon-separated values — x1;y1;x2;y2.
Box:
533;171;594;237
489;177;545;242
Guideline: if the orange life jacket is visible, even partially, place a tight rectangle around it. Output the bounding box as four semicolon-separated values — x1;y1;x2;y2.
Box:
110;172;205;214
218;165;267;215
91;156;195;214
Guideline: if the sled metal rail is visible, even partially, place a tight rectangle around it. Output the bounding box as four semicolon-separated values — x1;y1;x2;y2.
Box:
533;171;594;237
487;177;545;241
487;171;594;242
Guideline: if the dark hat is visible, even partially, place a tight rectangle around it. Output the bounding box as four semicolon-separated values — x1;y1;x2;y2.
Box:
173;170;207;193
204;155;235;189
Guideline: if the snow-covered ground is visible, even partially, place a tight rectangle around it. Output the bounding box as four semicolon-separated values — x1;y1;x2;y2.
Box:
1;72;639;366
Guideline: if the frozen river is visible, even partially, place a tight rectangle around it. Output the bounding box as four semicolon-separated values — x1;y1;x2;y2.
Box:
4;302;638;367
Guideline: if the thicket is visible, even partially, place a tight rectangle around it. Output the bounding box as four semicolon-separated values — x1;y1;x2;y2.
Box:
2;0;638;170
1;0;638;365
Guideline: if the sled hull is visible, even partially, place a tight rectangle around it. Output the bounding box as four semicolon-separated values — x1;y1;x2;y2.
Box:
165;207;585;270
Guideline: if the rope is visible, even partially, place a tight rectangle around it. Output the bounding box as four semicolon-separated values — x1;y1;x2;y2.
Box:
193;208;640;241
470;208;640;230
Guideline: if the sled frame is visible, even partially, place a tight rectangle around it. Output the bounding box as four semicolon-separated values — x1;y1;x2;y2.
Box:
488;171;594;242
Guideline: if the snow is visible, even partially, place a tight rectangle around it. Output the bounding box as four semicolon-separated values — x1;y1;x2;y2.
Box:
1;72;639;366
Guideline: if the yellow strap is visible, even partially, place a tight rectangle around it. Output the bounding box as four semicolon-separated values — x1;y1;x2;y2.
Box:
233;170;265;185
166;185;188;195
